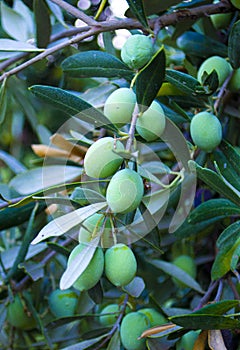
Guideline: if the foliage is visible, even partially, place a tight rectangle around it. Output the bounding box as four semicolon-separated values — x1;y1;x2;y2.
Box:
0;0;240;349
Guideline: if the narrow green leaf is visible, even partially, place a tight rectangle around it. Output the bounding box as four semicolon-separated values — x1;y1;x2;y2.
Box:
33;0;51;48
61;333;110;350
228;19;240;69
214;149;240;192
188;199;240;224
169;314;240;330
165;70;206;96
31;202;107;244
70;187;106;206
188;161;240;206
149;259;204;294
107;329;121;350
193;300;240;316
126;0;149;28
0;39;43;52
9;165;83;195
60;237;99;289
0;78;8;124
219;140;240;177
62;51;133;80
29;85;118;132
217;221;240;248
136;46;165;111
174;217;223;240
0;202;45;231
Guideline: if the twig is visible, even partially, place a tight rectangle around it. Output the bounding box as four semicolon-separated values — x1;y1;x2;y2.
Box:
194;280;219;310
49;0;98;26
214;70;234;112
126;104;139;152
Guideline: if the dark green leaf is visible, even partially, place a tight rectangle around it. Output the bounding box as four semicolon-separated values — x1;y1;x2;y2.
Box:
47;242;70;256
61;332;109;350
188;161;240;206
33;0;51;48
217;221;240;248
193;300;240;316
228;19;240;69
188;199;240;224
126;0;182;16
165;70;206;96
126;0;149;28
135;46;165;111
0;202;46;231
61;51;133;80
219;140;240;175
169;314;240;330
177;31;228;58
29;85;118;132
107;329;121;350
214;149;240;192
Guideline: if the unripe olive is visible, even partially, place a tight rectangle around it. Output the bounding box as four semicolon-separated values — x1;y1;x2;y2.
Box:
48;289;78;318
78;213;113;247
105;243;137;287
136;101;166;141
138;308;167;327
68;243;104;291
7;294;36;330
228;68;240;92
197;56;232;86
120;312;150;350
99;303;120;326
121;34;153;70
172;255;197;288
230;0;240;9
103;88;136;127
190;111;222;152
84;137;124;178
176;331;199;350
106;169;144;214
211;13;232;29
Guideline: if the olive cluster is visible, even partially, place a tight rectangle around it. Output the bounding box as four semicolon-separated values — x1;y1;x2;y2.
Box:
66;242;137;292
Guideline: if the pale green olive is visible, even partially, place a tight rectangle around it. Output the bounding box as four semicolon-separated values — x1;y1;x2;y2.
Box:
121;34;153;70
190;111;222;152
138;308;167;327
136;101;166;141
48;289;78;318
7;294;36;330
105;243;137;287
84;137;124;178
172;255;197;288
197;56;232;86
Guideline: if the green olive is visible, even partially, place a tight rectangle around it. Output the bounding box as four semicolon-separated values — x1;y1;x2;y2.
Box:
106;169;144;214
68;243;104;291
48;289;78;318
138;308;167;327
84;137;124;178
176;331;200;350
228;68;240;92
190;111;222;152
197;56;232;86
105;243;137;287
7;294;36;330
230;0;240;9
121;34;153;70
120;312;150;350
172;255;197;288
99;303;120;326
104;88;136;127
136;101;166;141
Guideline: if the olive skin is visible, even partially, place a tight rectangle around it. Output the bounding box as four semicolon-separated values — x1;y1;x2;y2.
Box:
105;243;137;287
120;312;150;350
48;289;78;318
106;169;144;214
121;34;153;70
136;101;166;141
172;255;197;288
190;111;222;152
99;303;120;326
7;294;36;330
104;88;136;127
228;68;240;92
138;308;167;327
197;56;232;86
68;243;104;291
230;0;240;9
84;137;124;178
176;331;200;350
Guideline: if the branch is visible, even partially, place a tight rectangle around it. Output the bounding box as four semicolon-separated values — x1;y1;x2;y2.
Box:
0;0;234;83
49;0;98;26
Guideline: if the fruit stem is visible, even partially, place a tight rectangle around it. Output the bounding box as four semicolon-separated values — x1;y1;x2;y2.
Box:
126;104;140;152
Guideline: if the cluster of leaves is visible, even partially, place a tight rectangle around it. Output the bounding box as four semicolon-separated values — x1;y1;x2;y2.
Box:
0;0;240;349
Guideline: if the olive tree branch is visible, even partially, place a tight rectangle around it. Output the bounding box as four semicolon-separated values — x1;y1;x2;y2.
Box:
49;0;98;26
0;0;234;83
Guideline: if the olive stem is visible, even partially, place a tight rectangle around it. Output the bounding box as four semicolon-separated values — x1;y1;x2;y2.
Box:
126;104;140;152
